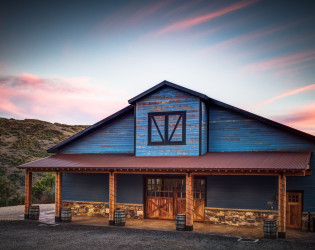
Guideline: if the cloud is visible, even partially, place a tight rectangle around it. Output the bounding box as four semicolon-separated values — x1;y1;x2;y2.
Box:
249;83;315;108
151;0;259;36
241;50;315;73
91;1;172;36
272;102;315;135
200;18;307;54
0;73;128;124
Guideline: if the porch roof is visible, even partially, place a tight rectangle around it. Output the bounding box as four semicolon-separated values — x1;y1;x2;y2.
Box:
18;152;311;173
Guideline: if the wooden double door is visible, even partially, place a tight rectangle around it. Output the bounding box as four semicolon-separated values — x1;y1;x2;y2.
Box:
286;191;302;229
145;177;205;221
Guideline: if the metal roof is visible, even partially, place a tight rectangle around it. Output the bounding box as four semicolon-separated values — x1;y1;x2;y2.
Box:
18;152;311;171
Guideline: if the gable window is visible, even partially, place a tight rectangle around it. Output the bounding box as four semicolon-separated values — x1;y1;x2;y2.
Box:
148;111;186;145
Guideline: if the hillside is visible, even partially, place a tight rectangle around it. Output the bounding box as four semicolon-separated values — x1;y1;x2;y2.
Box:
0;117;88;206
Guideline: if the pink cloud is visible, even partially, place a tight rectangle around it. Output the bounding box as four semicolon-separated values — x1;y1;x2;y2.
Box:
129;1;173;25
241;50;315;73
200;18;311;54
0;73;129;125
165;1;202;17
249;83;315;108
152;0;259;36
272;102;315;135
91;1;172;36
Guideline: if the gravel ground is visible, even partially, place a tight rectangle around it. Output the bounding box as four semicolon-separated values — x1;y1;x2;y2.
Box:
0;220;315;250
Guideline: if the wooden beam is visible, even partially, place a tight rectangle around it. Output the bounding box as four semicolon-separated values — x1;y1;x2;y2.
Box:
185;173;194;231
278;174;286;238
55;172;62;222
109;172;117;225
24;170;32;219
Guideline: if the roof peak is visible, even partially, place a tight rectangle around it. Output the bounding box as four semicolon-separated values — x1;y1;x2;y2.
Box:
128;80;210;104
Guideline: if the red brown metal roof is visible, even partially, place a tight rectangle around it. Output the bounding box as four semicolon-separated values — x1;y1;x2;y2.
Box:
18;152;311;171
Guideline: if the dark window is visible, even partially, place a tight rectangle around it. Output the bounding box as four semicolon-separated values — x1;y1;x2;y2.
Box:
148;111;186;145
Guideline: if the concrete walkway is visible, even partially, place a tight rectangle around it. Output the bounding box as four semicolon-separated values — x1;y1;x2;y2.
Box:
1;204;314;242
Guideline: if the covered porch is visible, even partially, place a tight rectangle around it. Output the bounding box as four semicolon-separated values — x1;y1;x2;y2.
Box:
18;152;312;239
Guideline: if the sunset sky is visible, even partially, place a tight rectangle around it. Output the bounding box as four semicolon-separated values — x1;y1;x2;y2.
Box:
0;0;314;135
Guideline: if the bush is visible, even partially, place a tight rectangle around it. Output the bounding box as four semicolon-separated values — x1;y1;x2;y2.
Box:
32;173;55;203
0;176;23;207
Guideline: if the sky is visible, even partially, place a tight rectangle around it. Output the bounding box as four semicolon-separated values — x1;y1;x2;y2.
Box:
0;0;314;135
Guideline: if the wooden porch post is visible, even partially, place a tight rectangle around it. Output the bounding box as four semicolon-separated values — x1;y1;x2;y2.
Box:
55;172;62;222
109;172;117;225
186;172;194;231
24;170;32;219
278;173;286;238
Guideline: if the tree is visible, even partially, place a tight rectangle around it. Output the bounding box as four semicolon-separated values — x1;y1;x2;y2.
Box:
32;173;55;203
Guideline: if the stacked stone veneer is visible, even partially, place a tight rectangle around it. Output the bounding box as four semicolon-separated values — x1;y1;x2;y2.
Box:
62;201;144;219
205;207;278;227
302;212;315;232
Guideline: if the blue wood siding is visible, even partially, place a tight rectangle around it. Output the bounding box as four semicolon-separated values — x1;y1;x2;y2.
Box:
136;87;200;156
62;173;109;202
209;105;315;152
60;112;134;153
287;152;315;212
206;176;278;210
117;174;143;204
201;101;207;155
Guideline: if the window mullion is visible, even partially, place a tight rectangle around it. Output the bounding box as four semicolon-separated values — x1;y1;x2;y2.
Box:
165;115;168;142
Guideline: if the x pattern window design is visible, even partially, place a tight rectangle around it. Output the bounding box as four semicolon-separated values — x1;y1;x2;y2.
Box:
148;111;186;145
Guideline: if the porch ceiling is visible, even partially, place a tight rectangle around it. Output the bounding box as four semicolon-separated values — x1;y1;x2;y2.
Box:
18;152;311;173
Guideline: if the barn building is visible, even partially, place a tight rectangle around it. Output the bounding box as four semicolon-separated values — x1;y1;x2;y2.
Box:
19;81;315;238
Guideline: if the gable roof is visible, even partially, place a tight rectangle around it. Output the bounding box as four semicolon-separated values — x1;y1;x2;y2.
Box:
48;80;315;153
128;80;210;104
47;105;134;153
209;98;315;142
129;80;315;142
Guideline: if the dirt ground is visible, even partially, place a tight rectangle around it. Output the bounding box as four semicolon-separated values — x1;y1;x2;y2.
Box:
0;204;55;220
1;204;315;249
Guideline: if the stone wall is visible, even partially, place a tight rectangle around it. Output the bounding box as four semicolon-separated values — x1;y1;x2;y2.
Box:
302;212;315;232
62;201;144;219
205;207;278;227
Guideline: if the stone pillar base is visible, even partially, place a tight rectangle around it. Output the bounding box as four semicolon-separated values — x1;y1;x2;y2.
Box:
24;214;29;219
109;220;115;225
55;216;61;222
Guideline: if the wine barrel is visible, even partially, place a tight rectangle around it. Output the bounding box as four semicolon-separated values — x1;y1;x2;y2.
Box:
176;214;186;231
61;208;72;222
29;206;40;220
263;220;277;239
114;210;125;226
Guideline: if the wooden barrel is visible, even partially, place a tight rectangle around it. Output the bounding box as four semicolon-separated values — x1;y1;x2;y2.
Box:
263;220;277;238
29;206;40;220
114;210;125;226
61;208;72;222
176;214;186;231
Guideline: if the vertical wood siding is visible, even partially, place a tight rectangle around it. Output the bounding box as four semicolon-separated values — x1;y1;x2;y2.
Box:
287;151;315;212
60;112;134;154
209;105;315;151
117;174;143;204
206;176;278;210
136;87;200;156
201;101;208;155
62;173;109;202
